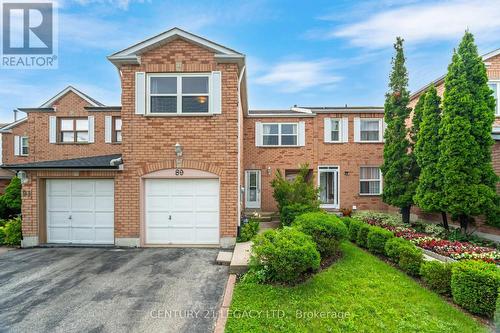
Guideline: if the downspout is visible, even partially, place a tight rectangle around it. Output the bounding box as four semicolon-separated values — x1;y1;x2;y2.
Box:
237;65;246;228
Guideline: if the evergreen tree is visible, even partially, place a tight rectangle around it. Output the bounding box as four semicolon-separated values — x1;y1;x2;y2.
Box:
438;31;499;233
381;37;418;224
414;86;449;229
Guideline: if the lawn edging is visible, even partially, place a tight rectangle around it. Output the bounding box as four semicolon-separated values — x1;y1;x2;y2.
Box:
214;274;237;333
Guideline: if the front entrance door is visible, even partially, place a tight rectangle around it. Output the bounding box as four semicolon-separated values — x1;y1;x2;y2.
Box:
245;170;261;209
318;166;339;209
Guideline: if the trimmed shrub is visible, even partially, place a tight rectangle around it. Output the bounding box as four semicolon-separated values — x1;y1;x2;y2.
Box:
249;227;320;283
292;212;348;258
420;261;453;295
398;245;423;276
385;237;412;262
451;260;500;318
356;224;372;248
280;203;318;227
367;227;394;254
341;217;355;229
1;217;22;246
348;219;363;242
237;219;259;242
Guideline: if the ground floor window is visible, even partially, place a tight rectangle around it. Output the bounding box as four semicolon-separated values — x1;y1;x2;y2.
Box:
318;166;339;208
359;167;382;195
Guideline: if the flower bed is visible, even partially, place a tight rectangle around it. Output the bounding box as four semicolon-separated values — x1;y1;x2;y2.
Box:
358;213;500;264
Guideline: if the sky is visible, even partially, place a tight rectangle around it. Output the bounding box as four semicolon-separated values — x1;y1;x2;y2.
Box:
1;0;500;123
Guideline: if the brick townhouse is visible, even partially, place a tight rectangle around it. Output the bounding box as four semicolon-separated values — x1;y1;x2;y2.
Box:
1;28;498;248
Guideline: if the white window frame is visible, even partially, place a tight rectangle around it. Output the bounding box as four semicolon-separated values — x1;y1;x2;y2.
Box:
488;80;500;116
146;73;212;115
114;117;122;143
318;165;340;209
261;123;299;147
359;166;383;196
359;118;383;142
329;118;342;143
20;136;28;156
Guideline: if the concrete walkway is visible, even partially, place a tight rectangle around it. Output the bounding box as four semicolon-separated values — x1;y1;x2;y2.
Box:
229;242;251;274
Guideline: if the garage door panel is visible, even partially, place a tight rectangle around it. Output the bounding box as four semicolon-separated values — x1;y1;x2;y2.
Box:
95;180;114;195
71;180;94;195
71;197;94;211
145;178;219;245
95;212;114;227
196;228;219;244
47;179;114;244
195;196;218;212
48;228;71;243
195;212;218;227
147;197;170;212
47;197;70;211
95;197;114;212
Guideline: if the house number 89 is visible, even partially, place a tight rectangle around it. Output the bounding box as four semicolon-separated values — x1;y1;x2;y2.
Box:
175;169;184;176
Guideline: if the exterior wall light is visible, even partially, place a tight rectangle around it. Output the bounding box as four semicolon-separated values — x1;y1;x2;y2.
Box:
17;171;28;184
175;143;183;157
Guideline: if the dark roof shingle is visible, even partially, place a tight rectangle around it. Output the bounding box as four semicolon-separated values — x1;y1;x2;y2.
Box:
2;154;122;170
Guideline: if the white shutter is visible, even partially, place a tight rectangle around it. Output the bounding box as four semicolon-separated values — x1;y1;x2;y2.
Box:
342;117;349;143
88;116;95;143
323;118;331;142
14;136;20;156
354;117;361;142
298;121;306;146
381;120;387;142
255;122;263;147
105;116;112;143
211;71;222;114
49;116;57;143
135;72;146;115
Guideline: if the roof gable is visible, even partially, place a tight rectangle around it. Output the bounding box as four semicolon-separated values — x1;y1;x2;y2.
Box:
108;27;244;66
40;86;103;108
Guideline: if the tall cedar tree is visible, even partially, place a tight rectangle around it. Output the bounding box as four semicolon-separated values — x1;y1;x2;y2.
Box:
414;86;449;229
381;37;418;224
438;31;499;233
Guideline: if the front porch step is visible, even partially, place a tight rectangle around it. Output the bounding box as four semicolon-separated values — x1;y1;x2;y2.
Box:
216;251;233;266
229;241;252;274
258;221;280;234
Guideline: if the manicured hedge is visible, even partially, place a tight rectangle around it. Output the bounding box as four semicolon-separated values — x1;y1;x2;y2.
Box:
280;203;318;227
420;261;453;295
367;227;394;255
356;224;372;248
237;219;259;242
249;227;320;283
0;217;21;246
385;237;412;262
340;217;355;229
348;219;363;242
451;260;500;318
292;212;348;258
398;245;423;277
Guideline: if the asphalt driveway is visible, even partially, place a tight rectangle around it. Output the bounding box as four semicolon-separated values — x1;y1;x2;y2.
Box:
0;247;228;333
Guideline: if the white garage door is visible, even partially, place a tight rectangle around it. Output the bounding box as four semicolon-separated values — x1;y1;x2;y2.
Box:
145;178;219;244
46;179;114;244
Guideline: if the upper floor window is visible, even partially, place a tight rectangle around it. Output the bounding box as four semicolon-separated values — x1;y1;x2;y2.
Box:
14;136;28;156
355;118;384;143
324;117;348;143
488;81;500;116
114;117;122;142
360;167;382;195
330;119;341;142
263;123;297;146
148;74;210;114
60;118;88;143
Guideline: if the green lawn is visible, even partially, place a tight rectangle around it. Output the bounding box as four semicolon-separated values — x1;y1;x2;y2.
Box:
225;242;489;333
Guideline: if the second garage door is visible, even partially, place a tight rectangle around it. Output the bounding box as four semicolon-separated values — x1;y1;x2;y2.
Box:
145;178;219;245
46;179;114;244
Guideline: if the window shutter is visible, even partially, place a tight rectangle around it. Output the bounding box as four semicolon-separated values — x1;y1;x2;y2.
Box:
354;117;360;142
14;136;19;156
323;118;331;142
135;72;146;115
342;117;349;143
88;116;95;143
211;71;222;114
105;116;112;143
381;120;387;142
49;116;57;143
255;122;263;147
298;121;306;146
